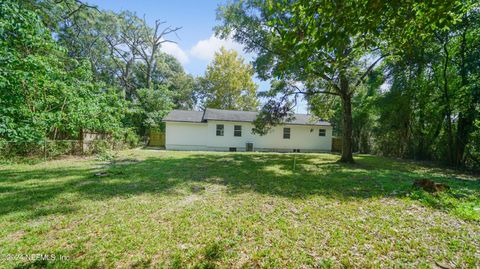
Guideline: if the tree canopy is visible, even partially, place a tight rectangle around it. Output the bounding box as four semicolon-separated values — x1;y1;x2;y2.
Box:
198;47;259;111
0;1;123;150
0;0;201;155
355;6;480;168
216;0;470;163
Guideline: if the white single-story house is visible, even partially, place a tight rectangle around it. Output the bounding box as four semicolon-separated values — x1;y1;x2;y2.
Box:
163;108;332;152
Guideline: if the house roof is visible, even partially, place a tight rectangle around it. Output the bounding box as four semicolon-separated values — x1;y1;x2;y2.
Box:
163;110;204;123
163;108;331;126
203;108;257;122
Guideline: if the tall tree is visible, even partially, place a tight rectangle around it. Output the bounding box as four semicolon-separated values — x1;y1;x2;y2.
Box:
0;0;123;153
136;18;181;90
451;9;480;166
157;54;197;109
104;11;146;100
199;47;259;111
216;0;466;162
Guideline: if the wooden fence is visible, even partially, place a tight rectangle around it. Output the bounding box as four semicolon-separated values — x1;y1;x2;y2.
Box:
149;130;165;147
332;137;342;152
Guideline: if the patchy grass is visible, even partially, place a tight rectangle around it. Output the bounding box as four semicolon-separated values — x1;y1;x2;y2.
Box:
0;150;479;268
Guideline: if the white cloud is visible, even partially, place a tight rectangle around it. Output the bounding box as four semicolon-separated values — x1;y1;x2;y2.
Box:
158;34;250;70
189;34;245;61
161;42;189;64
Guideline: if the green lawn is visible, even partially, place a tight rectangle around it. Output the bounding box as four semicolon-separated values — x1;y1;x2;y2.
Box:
0;150;479;268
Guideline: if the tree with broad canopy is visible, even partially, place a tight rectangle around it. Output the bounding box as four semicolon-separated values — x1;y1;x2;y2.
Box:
216;0;469;163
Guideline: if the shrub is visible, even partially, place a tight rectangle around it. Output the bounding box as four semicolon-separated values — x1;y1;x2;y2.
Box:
46;140;79;157
124;128;140;148
85;140;111;155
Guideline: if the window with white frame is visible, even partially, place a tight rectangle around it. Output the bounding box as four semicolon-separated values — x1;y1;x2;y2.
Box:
283;127;290;139
216;124;224;136
234;125;242;137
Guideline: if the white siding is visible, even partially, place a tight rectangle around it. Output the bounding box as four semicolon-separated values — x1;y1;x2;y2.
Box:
165;122;208;150
165;120;332;152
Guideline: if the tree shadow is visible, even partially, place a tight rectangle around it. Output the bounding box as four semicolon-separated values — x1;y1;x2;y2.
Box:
0;152;478;221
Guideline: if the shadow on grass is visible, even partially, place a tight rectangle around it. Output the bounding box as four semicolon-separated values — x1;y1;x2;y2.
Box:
0;152;478;221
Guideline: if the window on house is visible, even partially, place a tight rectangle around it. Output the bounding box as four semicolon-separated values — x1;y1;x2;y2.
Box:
283;127;290;139
234;125;242;137
229;147;237;152
319;129;326;136
216;124;224;136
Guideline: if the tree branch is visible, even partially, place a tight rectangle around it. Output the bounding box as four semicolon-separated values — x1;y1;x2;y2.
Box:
354;54;386;87
287;81;338;96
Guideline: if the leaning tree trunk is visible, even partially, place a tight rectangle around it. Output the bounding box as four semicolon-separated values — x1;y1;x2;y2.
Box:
339;76;354;163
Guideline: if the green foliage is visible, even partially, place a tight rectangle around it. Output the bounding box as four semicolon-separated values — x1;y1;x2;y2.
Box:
135;87;174;132
466;120;480;168
409;189;480;222
86;140;111;155
45;140;79;157
203;241;224;261
198;47;259;111
0;1;123;154
224;0;480;169
216;0;466;162
152;53;197;110
121;128;140;148
1;0;198;157
359;6;480;168
94;148;116;161
1;0;65;144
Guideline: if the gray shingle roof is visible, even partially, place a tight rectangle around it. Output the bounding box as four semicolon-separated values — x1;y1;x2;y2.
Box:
203;108;257;122
163;110;204;123
287;113;331;126
163;108;331;126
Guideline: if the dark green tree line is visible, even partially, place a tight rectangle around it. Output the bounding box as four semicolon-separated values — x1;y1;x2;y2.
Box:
216;0;470;163
371;6;480;168
1;0;199;156
0;0;124;154
320;3;480;169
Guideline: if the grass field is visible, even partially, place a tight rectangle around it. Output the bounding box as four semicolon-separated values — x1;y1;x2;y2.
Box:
0;149;479;268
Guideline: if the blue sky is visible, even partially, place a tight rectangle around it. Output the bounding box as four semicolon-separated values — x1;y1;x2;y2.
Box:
86;0;230;76
87;0;308;113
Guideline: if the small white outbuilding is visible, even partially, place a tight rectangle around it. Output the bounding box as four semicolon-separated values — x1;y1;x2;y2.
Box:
163;108;332;152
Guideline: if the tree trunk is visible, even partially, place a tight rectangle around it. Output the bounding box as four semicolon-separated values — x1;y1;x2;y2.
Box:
454;26;474;166
146;53;156;90
339;77;354;163
455;111;474;165
441;38;454;165
146;62;152;90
